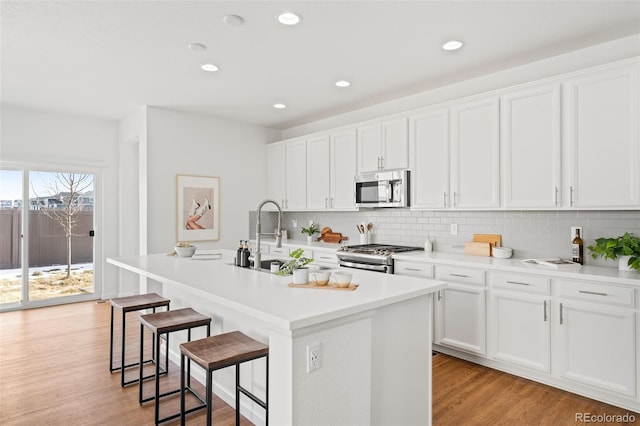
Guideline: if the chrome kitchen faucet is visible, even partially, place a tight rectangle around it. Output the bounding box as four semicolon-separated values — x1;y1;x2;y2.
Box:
251;199;283;270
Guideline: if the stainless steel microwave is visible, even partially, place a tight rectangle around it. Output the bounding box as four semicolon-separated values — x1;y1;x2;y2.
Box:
354;169;409;208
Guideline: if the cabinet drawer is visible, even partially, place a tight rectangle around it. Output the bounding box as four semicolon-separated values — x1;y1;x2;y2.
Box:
437;266;485;286
558;280;635;308
313;251;338;264
395;261;434;278
492;272;550;295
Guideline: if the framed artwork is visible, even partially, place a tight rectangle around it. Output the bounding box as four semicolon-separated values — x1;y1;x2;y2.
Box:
176;174;219;242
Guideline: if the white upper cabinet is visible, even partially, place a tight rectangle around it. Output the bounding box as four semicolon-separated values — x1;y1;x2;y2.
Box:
501;84;562;208
564;62;639;208
357;117;408;173
307;134;331;210
267;142;286;208
330;129;358;209
306;130;357;210
284;139;307;210
450;97;500;209
409;108;450;209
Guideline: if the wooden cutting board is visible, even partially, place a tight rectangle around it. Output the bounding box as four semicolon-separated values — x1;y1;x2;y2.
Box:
473;234;502;255
464;241;491;256
288;282;358;291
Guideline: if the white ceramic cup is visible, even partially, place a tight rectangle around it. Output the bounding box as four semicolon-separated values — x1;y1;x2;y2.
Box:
330;271;353;288
270;262;280;273
311;271;331;285
292;268;310;284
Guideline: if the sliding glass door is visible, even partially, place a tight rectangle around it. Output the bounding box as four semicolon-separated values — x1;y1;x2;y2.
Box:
0;166;98;310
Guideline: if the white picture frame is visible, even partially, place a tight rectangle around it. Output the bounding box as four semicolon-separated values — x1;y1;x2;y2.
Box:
176;174;219;242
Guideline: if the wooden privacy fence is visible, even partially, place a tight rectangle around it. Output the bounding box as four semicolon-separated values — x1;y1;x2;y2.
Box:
0;209;93;269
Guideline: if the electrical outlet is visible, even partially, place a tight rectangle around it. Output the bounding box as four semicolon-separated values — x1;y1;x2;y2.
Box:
450;224;458;236
306;343;320;373
292;219;297;228
571;226;583;240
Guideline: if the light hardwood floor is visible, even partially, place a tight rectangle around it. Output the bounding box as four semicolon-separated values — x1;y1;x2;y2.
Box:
1;300;638;425
0;300;251;425
433;353;639;425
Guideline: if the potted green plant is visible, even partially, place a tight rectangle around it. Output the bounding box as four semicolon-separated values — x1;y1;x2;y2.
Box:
276;248;313;283
587;232;640;271
301;222;319;244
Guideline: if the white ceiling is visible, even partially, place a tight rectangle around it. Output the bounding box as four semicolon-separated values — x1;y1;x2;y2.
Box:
1;1;639;130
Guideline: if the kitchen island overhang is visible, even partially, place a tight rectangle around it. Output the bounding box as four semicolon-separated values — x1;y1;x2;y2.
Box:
107;250;445;426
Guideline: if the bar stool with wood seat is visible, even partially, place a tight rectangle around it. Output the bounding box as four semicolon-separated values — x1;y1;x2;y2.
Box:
179;331;269;426
109;293;171;387
139;307;212;425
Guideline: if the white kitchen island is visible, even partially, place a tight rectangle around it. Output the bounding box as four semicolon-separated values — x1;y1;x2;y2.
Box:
107;250;445;426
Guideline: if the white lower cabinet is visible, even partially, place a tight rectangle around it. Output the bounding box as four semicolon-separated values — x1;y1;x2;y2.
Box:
434;266;486;355
425;265;639;411
489;272;551;373
556;280;636;397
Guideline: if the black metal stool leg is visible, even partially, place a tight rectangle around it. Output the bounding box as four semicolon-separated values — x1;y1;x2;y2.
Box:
266;354;269;426
139;323;144;404
236;363;241;425
180;353;186;426
109;305;115;372
206;369;213;426
120;310;127;387
154;331;162;425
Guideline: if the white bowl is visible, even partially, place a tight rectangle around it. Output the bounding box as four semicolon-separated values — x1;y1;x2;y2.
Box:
175;245;196;258
492;247;513;259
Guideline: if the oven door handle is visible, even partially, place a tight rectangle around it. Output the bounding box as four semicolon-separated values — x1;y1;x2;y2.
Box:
339;261;389;273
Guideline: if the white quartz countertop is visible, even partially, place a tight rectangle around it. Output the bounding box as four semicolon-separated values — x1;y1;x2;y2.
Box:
107;250;445;332
393;251;640;286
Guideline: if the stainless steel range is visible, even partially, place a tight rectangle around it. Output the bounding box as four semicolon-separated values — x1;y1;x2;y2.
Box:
337;244;423;274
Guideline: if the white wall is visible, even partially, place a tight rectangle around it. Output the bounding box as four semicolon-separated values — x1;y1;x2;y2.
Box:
0;105;120;298
145;107;281;254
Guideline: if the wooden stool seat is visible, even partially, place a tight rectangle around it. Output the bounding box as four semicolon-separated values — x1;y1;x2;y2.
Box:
109;293;170;387
179;331;269;426
140;307;211;334
180;331;269;370
139;307;211;425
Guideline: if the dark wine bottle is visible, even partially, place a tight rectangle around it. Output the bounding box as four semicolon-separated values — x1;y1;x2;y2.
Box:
572;229;584;265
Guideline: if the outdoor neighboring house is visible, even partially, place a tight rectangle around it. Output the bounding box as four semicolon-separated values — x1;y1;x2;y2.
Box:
0;191;93;211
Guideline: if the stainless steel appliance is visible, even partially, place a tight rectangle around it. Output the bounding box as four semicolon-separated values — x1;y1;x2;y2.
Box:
355;169;409;208
337;243;423;274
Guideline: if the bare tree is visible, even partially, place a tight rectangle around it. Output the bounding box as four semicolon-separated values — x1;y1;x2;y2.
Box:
32;173;93;279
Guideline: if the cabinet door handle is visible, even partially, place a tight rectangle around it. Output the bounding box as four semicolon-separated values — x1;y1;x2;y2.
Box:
449;273;469;278
318;256;333;260
543;300;547;322
570;186;574;206
380;156;384;170
405;268;421;272
506;280;530;286
453;192;458;207
437;290;442;301
554;187;559;207
443;192;448;208
330;197;334;208
325;197;328;208
559;303;564;325
578;290;608;297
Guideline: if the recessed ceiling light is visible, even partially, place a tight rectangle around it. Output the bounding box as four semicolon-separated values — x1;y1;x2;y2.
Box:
335;80;351;88
278;12;301;25
442;40;463;51
223;14;244;26
201;64;219;72
188;43;207;52
273;103;287;109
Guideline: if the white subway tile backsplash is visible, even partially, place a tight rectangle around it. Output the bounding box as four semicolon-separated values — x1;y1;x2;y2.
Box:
256;209;640;267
